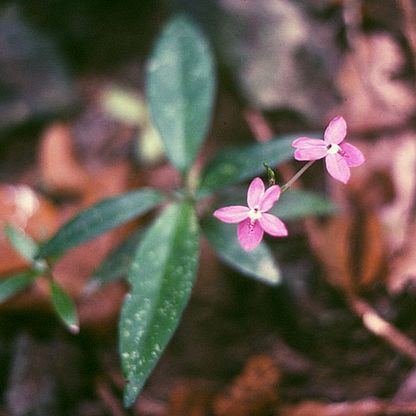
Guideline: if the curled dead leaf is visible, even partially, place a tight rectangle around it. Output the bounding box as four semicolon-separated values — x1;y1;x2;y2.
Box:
306;209;386;293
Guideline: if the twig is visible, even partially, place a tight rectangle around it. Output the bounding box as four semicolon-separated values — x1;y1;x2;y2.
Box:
347;294;416;362
280;398;416;416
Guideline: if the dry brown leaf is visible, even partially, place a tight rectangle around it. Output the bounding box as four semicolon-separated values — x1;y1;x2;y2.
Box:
356;134;416;254
307;216;352;292
337;33;416;131
212;355;280;416
306;209;386;293
279;398;416;416
39;123;92;196
39;121;136;208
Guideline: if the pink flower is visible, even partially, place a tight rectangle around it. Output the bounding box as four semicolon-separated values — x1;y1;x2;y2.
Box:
292;116;365;184
213;177;288;251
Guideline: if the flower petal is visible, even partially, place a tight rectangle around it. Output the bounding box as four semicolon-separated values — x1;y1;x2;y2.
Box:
259;213;288;237
292;137;328;161
340;142;365;167
292;137;327;148
247;177;265;209
324;116;347;144
294;147;328;161
237;218;264;251
259;185;281;212
213;206;250;223
325;153;350;183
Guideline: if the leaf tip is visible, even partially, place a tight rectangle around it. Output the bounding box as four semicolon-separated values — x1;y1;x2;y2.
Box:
123;382;140;408
69;323;80;334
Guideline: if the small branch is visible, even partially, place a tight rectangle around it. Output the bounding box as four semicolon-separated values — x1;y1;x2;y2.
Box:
347;294;416;362
280;398;416;416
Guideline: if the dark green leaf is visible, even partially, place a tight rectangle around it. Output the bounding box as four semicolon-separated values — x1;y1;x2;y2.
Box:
120;202;200;406
0;273;36;303
147;14;215;173
201;215;281;285
198;135;304;196
270;189;336;220
87;229;144;293
38;189;165;259
4;224;38;262
50;280;79;334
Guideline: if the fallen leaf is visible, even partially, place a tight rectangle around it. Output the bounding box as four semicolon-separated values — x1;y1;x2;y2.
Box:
280;398;416;416
39;123;92;196
337;33;416;131
306;209;386;293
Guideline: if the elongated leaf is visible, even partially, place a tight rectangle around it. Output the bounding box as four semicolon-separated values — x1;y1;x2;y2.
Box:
38;189;165;259
87;229;144;293
201;216;281;285
120;202;200;406
270;189;336;220
147;14;215;173
0;273;36;303
50;280;79;334
4;224;38;261
198;135;301;196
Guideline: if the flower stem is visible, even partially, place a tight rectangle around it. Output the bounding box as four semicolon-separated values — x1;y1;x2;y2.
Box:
280;160;315;193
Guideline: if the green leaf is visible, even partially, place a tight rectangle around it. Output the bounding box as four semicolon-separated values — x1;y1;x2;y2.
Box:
270;189;336;220
4;224;38;262
198;135;301;197
201;215;281;285
120;202;200;406
0;273;36;303
86;229;144;293
50;280;79;334
147;14;215;174
38;189;165;259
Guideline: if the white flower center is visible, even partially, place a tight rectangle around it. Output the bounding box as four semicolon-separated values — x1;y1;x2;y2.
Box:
327;143;341;154
248;208;262;221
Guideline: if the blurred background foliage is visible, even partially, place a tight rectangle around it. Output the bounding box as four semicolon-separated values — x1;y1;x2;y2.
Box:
2;0;416;415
